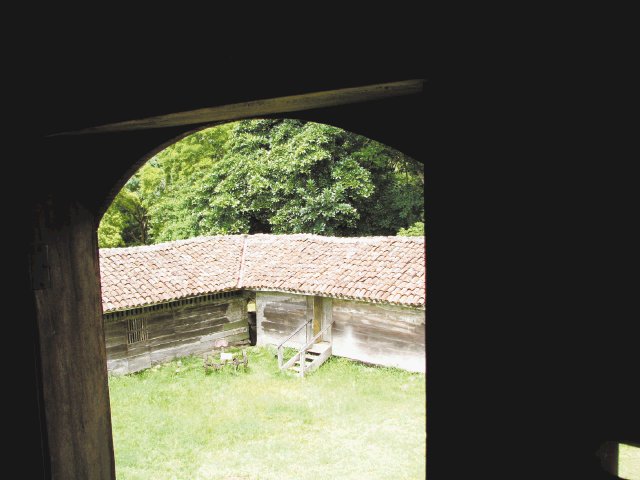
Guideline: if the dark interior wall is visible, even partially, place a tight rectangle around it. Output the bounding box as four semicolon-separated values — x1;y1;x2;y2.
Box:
39;92;428;220
16;78;430;479
6;71;636;480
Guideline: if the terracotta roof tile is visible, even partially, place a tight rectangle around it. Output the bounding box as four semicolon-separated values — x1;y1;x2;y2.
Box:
100;234;425;312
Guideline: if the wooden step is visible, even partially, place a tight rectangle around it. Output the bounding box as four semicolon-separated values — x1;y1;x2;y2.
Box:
284;341;333;376
294;358;315;365
308;341;331;355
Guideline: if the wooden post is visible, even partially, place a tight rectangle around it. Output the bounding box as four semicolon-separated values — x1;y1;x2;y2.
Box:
300;350;306;378
31;200;116;479
321;297;333;343
313;296;322;337
305;296;314;344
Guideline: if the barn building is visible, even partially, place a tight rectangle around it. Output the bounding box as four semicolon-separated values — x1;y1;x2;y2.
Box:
99;234;426;375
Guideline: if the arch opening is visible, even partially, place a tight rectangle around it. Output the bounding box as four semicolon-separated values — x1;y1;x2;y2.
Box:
98;118;426;478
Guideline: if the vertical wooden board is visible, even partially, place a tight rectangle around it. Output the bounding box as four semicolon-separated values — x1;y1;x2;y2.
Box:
321;297;333;343
33;201;115;479
313;296;322;336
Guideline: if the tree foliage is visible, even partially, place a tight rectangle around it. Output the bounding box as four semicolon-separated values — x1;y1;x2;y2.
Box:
397;221;425;237
98;119;424;247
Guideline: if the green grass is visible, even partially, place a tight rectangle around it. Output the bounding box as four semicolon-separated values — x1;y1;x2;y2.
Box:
108;346;426;480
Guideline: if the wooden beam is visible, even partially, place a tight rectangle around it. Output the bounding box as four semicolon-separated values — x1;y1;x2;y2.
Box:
49;79;424;136
32;200;115;479
313;296;323;336
321;297;333;343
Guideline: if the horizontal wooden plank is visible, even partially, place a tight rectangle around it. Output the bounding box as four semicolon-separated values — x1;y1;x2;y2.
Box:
105;334;127;349
103;319;125;332
332;301;425;327
147;325;224;348
332;312;425;334
55;80;423;135
106;343;128;358
222;319;249;332
174;316;229;333
146;323;176;340
332;333;425;356
200;326;248;341
332;309;425;330
126;342;150;355
212;331;249;345
333;322;425;347
145;313;176;329
174;303;228;320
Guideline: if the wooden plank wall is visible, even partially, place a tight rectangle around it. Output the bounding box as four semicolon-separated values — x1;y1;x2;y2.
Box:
331;298;425;373
255;291;425;373
256;292;309;348
104;294;249;375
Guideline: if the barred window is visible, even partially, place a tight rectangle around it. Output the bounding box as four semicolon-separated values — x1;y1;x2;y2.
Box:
126;318;148;345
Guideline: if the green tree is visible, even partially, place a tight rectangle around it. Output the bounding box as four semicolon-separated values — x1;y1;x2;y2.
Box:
193;119;423;236
98;206;126;248
98;186;148;248
143;125;233;242
397;221;425;237
98;119;424;246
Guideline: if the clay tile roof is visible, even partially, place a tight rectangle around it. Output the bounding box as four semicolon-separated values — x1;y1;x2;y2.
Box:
100;234;426;313
99;235;245;312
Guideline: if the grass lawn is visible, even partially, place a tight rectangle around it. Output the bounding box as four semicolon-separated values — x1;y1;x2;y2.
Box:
108;346;426;480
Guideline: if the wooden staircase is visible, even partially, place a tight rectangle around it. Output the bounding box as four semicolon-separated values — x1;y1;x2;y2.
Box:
277;320;334;377
289;341;332;375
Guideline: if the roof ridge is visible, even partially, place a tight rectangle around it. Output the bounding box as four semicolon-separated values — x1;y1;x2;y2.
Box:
99;234;246;256
100;234;426;311
236;234;248;288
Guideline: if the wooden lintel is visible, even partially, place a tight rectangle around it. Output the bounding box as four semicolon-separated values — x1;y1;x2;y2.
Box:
49;79;424;136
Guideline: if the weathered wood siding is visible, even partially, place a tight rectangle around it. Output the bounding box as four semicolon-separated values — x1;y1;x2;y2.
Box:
331;298;425;372
256;292;309;348
104;292;249;375
255;291;425;372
